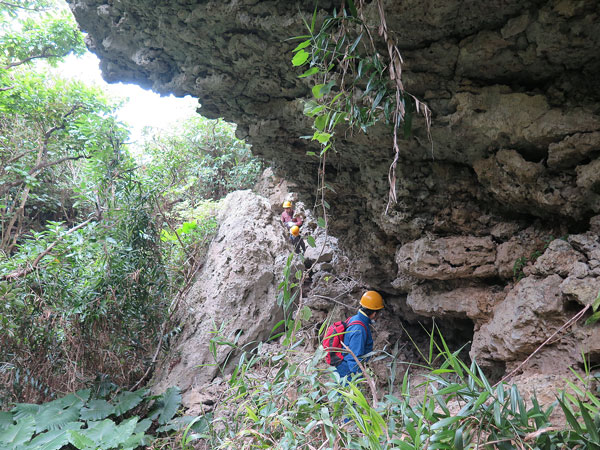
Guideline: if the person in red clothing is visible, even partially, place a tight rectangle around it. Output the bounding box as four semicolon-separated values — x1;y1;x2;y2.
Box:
281;200;303;229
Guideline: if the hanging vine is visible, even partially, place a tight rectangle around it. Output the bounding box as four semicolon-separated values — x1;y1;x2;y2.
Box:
291;0;432;214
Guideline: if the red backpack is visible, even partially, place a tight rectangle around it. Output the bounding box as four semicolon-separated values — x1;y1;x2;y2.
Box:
323;318;366;366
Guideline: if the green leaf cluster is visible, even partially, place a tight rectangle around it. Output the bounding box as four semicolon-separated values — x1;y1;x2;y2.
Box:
197;320;600;449
0;386;207;450
139;116;262;202
291;5;415;156
0;1;84;70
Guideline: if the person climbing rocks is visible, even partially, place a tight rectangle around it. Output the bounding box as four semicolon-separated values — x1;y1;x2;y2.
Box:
281;200;303;229
290;225;306;255
336;290;384;380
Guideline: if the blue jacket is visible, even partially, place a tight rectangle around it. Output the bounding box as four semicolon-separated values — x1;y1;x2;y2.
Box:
335;311;373;378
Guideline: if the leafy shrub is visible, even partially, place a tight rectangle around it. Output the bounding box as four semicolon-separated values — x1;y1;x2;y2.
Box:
139;116;262;202
160;199;220;288
188;317;600;449
0;194;170;405
0;385;207;450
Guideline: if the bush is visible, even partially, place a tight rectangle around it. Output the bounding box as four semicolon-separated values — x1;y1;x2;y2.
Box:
139;116;263;203
186;320;600;449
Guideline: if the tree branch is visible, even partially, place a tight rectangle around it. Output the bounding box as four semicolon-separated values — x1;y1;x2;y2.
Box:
0;217;95;281
2;49;70;70
0;154;88;197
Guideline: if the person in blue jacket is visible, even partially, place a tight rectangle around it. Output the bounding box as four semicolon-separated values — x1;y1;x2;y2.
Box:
336;290;385;379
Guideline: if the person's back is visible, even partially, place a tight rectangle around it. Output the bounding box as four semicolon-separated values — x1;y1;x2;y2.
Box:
335;312;372;378
335;291;384;379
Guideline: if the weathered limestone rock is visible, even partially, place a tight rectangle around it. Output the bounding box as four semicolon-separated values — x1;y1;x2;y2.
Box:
561;275;600;306
407;284;504;321
548;132;600;170
494;227;548;279
471;275;566;364
529;239;585;277
396;236;496;280
151;190;288;398
66;0;600;381
473;149;599;219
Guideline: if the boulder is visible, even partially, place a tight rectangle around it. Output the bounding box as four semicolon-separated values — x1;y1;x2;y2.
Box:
471;275;565;364
529;239;585;277
407;284;504;322
151;190;288;399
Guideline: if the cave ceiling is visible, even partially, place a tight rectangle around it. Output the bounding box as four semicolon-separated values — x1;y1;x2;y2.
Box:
67;0;600;286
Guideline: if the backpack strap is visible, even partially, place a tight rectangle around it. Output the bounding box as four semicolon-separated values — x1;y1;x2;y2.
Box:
345;320;367;331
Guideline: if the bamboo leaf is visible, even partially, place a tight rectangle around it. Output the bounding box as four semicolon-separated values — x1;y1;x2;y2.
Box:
578;398;600;442
349;33;362;53
347;0;358;17
557;397;583;434
292;49;309;66
431;415;463;430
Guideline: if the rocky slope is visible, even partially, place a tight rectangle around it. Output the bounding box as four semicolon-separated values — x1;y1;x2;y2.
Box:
67;0;600;380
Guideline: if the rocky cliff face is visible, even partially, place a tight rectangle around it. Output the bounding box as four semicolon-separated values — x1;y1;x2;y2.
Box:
151;190;289;401
67;0;600;378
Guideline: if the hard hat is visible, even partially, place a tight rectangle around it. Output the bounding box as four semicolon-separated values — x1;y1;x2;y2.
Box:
290;225;300;236
282;200;292;208
360;291;384;310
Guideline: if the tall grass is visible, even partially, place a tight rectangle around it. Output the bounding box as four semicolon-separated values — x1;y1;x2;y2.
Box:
187;320;600;450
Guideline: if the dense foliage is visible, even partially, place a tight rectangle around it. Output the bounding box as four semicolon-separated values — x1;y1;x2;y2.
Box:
0;0;262;410
185;305;600;449
1;63;169;410
140;116;262;202
0;385;209;450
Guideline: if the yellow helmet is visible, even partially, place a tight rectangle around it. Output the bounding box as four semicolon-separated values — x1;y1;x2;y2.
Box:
282;200;292;208
360;291;384;310
290;225;300;236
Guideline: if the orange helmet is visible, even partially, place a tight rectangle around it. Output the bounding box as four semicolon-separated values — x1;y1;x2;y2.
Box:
282;201;292;208
290;225;300;236
360;291;384;310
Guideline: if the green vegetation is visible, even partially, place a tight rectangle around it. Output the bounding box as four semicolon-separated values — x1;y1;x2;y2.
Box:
0;385;210;449
140;116;262;202
167;315;600;449
2;1;600;449
291;1;431;214
0;0;261;410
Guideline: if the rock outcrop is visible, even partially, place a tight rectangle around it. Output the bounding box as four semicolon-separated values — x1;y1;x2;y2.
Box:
151;190;288;397
67;0;600;380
